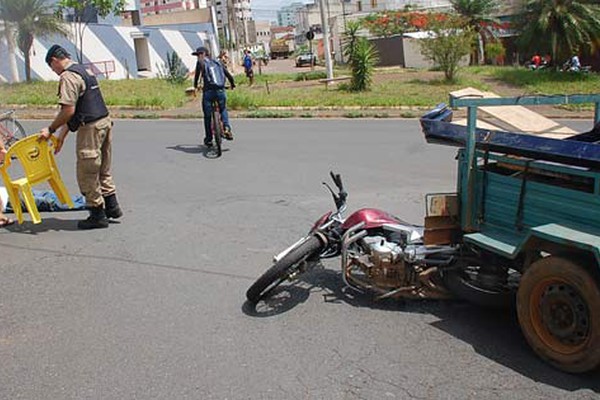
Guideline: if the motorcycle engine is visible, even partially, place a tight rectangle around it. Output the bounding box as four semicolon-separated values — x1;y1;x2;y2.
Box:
359;235;407;288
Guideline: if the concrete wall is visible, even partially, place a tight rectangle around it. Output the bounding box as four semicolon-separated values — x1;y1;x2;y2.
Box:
403;37;469;68
0;22;218;82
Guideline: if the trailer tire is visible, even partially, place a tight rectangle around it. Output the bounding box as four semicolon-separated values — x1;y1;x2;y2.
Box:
517;256;600;373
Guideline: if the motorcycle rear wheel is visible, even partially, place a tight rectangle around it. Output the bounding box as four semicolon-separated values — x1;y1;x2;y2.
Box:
246;235;323;304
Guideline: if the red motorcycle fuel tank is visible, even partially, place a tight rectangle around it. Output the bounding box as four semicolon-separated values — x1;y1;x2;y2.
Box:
341;208;403;230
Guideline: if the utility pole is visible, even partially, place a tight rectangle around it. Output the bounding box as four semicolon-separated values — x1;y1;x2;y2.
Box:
318;0;334;81
227;0;237;49
226;0;239;69
340;0;348;64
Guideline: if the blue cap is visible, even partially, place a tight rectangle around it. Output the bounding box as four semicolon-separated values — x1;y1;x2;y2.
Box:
192;46;209;56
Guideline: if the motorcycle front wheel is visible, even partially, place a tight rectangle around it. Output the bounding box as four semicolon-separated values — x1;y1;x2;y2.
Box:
246;235;323;304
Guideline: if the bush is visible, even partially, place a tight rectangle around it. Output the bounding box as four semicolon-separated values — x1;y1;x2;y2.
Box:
157;52;189;85
343;21;379;92
348;38;379;91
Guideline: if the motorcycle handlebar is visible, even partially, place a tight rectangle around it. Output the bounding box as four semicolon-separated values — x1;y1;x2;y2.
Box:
328;171;347;209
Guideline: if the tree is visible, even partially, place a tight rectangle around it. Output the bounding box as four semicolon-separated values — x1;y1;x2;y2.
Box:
361;10;446;38
0;18;19;83
516;0;600;66
343;20;362;63
418;15;476;81
450;0;499;64
57;0;125;63
0;0;66;82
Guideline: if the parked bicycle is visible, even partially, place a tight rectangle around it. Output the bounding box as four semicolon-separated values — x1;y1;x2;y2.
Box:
0;110;26;149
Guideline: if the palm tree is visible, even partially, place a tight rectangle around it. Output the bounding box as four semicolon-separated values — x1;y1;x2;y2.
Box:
516;0;600;67
0;19;19;83
0;0;66;82
450;0;499;64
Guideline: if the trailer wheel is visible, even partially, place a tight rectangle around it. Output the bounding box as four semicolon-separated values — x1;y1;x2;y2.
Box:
517;256;600;373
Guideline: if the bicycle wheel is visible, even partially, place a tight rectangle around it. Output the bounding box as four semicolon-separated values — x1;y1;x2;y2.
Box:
0;115;26;148
211;107;223;157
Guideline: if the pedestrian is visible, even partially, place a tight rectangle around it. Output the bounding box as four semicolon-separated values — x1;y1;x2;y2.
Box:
529;53;541;70
38;44;122;230
542;54;551;68
570;54;581;72
0;136;15;228
218;50;230;71
243;49;254;86
192;46;236;147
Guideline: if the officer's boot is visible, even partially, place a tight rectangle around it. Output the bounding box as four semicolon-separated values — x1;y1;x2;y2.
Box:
104;193;123;219
78;206;109;230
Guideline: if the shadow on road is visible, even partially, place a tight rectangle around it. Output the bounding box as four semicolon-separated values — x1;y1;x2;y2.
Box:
1;216;83;233
242;267;600;393
166;144;230;159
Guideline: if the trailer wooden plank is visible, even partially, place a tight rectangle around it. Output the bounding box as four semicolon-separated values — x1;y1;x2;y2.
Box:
450;87;576;138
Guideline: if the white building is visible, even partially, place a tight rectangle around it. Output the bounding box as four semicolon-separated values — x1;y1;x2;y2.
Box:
277;2;304;27
0;22;218;82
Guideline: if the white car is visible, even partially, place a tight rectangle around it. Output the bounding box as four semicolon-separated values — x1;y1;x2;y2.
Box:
295;53;317;67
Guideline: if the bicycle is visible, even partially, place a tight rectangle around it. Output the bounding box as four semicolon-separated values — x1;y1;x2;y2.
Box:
0;110;26;149
207;98;223;157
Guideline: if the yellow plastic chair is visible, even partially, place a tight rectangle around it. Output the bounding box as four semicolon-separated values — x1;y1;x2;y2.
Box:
0;135;74;224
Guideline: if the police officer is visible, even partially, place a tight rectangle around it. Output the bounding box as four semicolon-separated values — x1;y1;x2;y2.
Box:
39;44;122;230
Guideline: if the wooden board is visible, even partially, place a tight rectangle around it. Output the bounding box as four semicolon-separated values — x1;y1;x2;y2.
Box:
450;87;576;139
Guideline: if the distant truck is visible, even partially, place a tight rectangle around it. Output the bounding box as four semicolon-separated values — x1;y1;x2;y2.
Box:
270;38;294;59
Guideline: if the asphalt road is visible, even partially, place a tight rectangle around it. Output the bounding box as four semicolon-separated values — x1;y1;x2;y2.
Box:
1;119;598;400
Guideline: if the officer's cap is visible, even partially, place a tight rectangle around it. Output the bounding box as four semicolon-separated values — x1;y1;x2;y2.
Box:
45;44;70;65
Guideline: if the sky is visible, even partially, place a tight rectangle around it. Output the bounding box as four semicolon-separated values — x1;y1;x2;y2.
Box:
252;0;311;22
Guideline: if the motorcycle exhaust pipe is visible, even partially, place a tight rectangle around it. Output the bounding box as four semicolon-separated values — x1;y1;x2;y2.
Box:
341;222;367;290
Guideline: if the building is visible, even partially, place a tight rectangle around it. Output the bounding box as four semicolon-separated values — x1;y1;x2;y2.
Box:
353;0;451;13
0;22;218;82
277;3;304;27
139;0;206;15
254;20;272;52
209;0;254;46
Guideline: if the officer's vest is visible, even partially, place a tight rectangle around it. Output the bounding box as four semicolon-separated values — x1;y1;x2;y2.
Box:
65;64;109;132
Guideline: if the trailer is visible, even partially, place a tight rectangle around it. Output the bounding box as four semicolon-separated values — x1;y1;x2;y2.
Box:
420;93;600;373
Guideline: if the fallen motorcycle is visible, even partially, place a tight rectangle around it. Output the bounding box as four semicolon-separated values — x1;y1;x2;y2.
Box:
248;94;600;374
246;171;463;304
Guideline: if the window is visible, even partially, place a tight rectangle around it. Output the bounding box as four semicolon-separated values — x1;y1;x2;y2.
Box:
357;1;362;11
370;0;376;8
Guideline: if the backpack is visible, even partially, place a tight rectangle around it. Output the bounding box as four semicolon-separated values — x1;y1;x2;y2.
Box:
204;58;226;88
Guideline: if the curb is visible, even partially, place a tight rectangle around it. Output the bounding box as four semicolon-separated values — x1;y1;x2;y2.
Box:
6;105;595;121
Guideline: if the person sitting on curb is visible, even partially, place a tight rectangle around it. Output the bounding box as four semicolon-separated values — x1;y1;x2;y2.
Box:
0;136;15;228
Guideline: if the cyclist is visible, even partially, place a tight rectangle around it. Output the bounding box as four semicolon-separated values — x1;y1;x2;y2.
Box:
192;46;236;147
